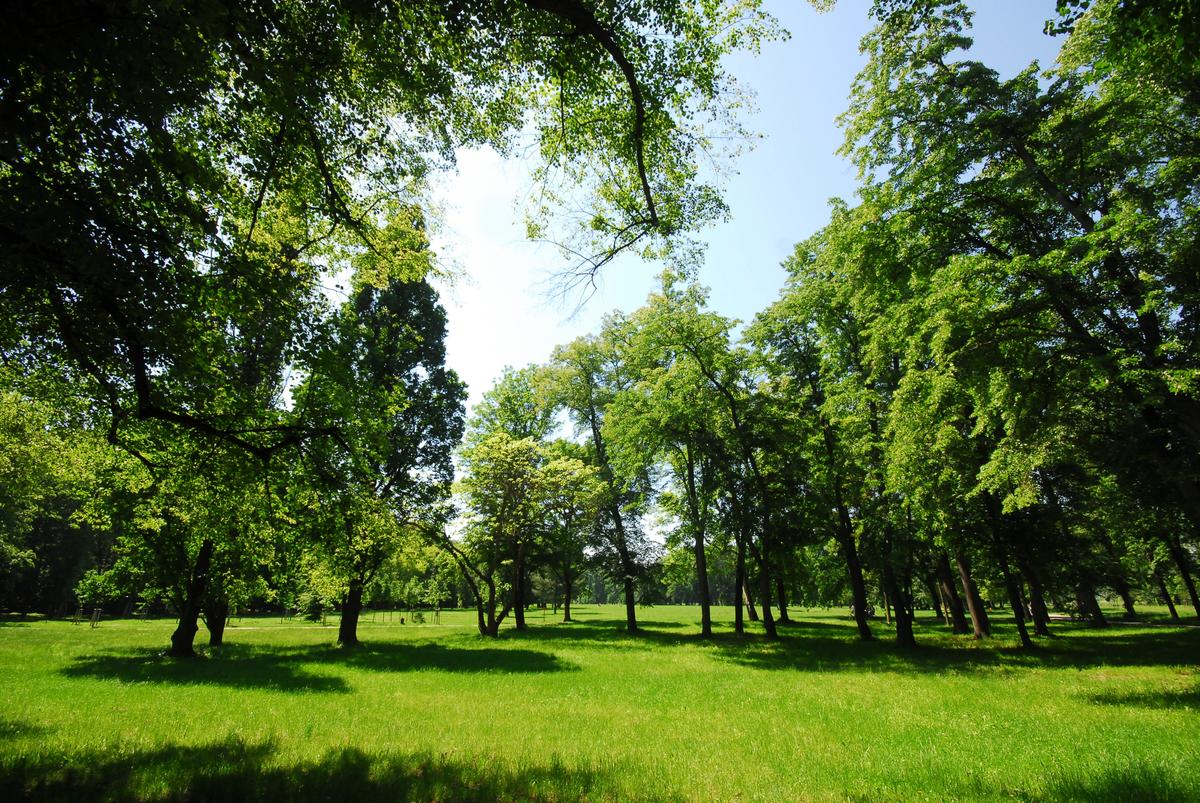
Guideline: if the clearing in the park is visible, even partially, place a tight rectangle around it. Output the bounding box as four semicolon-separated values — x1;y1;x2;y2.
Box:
1;605;1196;802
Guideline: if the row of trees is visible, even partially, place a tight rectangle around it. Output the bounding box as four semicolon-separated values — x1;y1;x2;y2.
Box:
451;0;1200;645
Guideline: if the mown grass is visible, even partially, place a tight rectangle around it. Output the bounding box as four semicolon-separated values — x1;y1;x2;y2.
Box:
1;605;1197;801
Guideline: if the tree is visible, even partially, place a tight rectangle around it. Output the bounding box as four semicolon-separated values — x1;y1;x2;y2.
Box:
1;0;782;463
295;273;465;646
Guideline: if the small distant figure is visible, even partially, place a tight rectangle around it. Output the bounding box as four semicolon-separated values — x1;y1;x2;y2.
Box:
849;603;875;620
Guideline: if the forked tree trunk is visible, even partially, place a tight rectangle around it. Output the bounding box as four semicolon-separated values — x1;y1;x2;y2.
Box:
956;553;991;639
936;553;970;635
924;573;944;621
168;538;215;658
338;579;364;646
743;582;759;622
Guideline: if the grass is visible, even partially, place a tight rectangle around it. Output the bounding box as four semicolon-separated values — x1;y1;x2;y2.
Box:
1;605;1197;802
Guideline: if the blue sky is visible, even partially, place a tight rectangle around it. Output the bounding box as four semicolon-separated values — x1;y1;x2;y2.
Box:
431;0;1065;412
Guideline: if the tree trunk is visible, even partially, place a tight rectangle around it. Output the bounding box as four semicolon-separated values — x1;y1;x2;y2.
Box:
734;530;746;633
743;582;759;622
998;551;1032;648
203;599;229;647
1154;565;1180;620
1075;577;1108;628
936;553;970;634
756;557;777;640
513;546;527;630
563;572;573;623
774;574;790;625
1165;536;1200;617
168;538;214;658
882;563;916;648
955;552;991;638
338;578;364;646
1016;556;1052;637
694;531;712;637
924;573;943;622
1116;584;1138;620
840;534;873;640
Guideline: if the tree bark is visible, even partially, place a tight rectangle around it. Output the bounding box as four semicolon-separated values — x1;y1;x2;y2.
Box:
1154;565;1180;620
756;556;777;640
935;553;970;635
923;573;943;621
563;572;573;622
998;551;1032;648
338;578;364;646
774;574;790;625
168;538;214;658
839;534;873;640
203;599;229;647
956;552;991;638
1016;555;1052;637
1075;576;1108;628
1165;535;1200;617
513;546;527;631
882;563;916;648
734;529;746;633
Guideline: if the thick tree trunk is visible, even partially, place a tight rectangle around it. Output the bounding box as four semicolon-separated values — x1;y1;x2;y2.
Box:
774;575;790;624
882;563;916;648
1165;536;1200;617
1016;556;1052;637
1116;584;1138;620
1153;566;1180;620
203;599;229;647
338;579;364;646
1075;577;1108;628
955;552;991;639
168;538;214;658
622;574;638;633
840;534;873;640
936;553;970;634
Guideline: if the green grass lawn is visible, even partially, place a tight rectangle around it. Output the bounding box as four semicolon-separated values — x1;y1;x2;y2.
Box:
1;605;1197;801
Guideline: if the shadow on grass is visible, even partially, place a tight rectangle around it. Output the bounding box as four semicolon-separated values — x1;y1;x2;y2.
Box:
1086;683;1200;710
0;719;49;742
510;612;1200;675
0;737;649;803
1044;762;1196;803
60;641;576;693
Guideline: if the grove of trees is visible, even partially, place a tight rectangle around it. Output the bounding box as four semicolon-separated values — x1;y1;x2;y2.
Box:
1;0;1197;657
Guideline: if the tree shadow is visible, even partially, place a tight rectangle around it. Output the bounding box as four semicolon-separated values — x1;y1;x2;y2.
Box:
290;641;578;675
0;719;49;742
60;641;577;693
1043;762;1196;802
1085;683;1200;710
60;648;352;693
0;737;656;802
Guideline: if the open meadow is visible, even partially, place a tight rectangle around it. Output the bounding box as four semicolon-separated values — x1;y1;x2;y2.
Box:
1;606;1197;802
